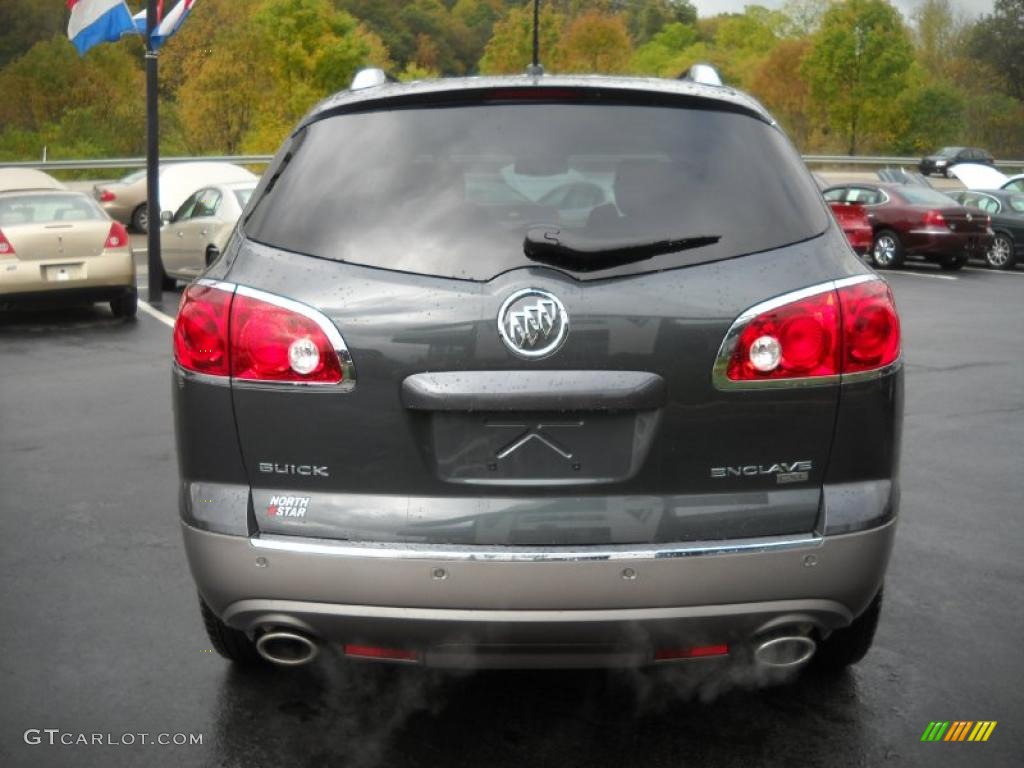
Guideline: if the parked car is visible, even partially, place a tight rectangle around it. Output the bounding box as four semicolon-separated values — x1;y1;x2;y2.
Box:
174;68;902;676
948;164;1024;195
158;181;256;287
823;183;992;270
0;186;136;316
947;189;1024;269
0;168;68;192
827;201;872;255
919;147;994;177
93;162;257;233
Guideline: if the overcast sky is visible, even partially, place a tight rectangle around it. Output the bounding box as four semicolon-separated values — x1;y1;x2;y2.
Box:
689;0;995;19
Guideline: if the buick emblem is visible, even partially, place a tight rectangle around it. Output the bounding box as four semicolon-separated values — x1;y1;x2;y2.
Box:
498;288;569;359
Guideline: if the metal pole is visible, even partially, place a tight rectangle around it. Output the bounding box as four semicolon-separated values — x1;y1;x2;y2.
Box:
145;0;162;304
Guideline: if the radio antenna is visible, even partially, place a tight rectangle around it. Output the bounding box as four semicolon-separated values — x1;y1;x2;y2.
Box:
526;0;544;76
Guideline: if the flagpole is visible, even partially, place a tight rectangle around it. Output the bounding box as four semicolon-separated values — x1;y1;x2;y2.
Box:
145;0;162;304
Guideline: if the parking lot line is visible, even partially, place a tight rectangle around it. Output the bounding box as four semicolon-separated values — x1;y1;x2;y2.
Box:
884;270;958;281
963;267;1024;277
139;300;176;329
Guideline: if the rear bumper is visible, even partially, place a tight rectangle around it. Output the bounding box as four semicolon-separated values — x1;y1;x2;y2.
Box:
904;229;993;257
0;249;135;299
183;518;896;668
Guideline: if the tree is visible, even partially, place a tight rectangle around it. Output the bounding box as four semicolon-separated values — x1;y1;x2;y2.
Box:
967;0;1024;100
802;0;914;154
912;0;967;80
479;5;565;74
630;22;699;75
892;81;965;153
560;12;632;74
751;39;815;148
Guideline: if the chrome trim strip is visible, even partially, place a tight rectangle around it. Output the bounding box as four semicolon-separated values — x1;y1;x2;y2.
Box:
250;532;823;562
711;274;887;391
840;356;903;384
191;279;356;392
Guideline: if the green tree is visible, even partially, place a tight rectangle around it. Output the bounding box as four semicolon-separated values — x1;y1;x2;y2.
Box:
802;0;914;154
629;22;699;75
967;0;1024;100
891;81;965;153
911;0;967;80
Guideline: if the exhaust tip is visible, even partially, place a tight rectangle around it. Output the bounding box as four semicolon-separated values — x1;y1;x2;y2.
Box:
256;630;319;667
753;635;816;669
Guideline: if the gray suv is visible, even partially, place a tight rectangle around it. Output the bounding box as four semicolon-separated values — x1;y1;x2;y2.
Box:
172;69;902;674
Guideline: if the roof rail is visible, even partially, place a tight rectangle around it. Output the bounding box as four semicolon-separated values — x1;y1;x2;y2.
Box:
682;63;723;87
350;68;397;91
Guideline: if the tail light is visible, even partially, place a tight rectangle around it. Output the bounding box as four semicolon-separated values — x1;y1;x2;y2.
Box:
99;189;116;202
104;221;129;250
654;644;730;661
173;282;355;388
0;229;14;257
715;276;900;388
922;210;947;228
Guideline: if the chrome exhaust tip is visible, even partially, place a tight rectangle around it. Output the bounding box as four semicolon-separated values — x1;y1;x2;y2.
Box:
753;635;816;669
256;630;320;667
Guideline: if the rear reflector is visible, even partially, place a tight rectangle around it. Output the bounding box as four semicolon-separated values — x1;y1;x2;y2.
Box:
99;189;116;202
654;644;730;661
343;644;420;662
104;221;129;250
717;276;900;387
0;229;14;257
173;281;354;387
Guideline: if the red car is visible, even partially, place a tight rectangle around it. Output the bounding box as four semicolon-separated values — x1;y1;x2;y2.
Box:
828;201;872;255
823;183;993;270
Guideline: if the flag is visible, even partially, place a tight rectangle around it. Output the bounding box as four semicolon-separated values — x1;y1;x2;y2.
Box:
150;0;196;50
66;0;137;56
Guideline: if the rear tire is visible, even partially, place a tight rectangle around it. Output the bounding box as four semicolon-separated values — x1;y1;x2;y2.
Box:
871;230;904;269
131;204;148;234
110;289;138;318
986;233;1015;270
813;589;883;674
940;253;966;271
199;597;264;666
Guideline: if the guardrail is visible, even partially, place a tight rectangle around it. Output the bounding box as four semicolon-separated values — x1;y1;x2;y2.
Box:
1;154;1022;172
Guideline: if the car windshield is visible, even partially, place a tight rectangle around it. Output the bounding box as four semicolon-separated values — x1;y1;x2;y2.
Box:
244;101;828;281
234;188;254;208
0;193;104;226
896;187;958;206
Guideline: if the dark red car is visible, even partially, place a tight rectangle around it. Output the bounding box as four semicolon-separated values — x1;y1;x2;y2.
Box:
828;201;872;255
823;183;993;270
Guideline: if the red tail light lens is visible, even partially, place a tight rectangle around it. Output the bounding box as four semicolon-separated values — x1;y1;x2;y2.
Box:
173;283;351;386
721;277;900;385
174;284;232;376
0;229;14;257
654;644;730;661
343;644;420;662
726;291;840;381
839;279;900;374
230;291;343;383
104;221;129;250
922;209;947;227
99;189;116;202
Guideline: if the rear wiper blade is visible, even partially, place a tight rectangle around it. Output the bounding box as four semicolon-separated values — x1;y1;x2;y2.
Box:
523;227;720;272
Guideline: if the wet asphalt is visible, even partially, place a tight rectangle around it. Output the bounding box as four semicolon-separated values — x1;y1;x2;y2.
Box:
0;256;1022;768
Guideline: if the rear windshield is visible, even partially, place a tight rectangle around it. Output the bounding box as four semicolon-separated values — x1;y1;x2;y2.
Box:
0;193;104;226
245;102;828;281
896;187;959;206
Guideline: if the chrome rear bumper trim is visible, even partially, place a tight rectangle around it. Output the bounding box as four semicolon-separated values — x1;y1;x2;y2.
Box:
250;532;823;562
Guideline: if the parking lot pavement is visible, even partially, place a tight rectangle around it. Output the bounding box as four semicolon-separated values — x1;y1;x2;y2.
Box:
1;265;1022;768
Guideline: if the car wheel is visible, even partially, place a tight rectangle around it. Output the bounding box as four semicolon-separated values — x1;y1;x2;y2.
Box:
199;597;264;666
940;253;966;271
812;588;882;674
110;289;138;318
986;233;1016;269
131;204;148;234
871;230;903;269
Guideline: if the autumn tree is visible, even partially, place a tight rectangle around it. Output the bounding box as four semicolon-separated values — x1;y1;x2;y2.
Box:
560;12;632;74
479;5;565;74
751;38;815;148
802;0;914;154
